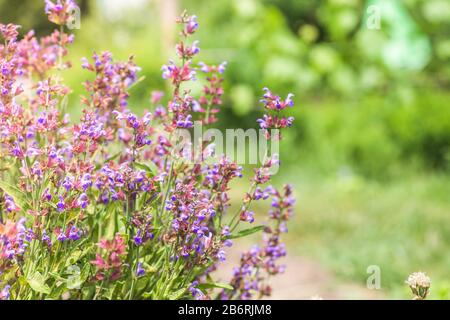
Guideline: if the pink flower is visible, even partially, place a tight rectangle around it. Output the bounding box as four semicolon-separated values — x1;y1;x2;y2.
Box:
91;234;127;281
184;15;199;35
45;0;79;26
161;61;196;83
150;91;164;104
260;88;294;111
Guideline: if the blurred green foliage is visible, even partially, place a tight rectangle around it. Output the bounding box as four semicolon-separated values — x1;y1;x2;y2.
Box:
285;90;450;178
2;0;448;96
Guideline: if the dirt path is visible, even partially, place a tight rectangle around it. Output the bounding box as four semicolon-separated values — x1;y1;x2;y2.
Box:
212;248;385;300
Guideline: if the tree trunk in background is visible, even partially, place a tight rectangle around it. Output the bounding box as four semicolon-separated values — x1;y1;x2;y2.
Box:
79;0;90;15
159;0;179;55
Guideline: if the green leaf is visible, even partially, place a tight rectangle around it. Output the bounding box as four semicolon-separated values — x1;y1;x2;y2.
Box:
228;225;265;239
230;85;254;116
64;244;93;267
45;282;66;300
167;287;188;300
80;263;91;282
18;276;28;286
66;264;91;290
135;161;158;175
197;282;234;291
107;281;125;300
95;151;122;170
27;272;50;295
105;205;119;239
49;272;65;282
0;180;31;210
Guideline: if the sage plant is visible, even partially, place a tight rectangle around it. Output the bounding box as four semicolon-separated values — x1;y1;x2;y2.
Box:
0;1;295;300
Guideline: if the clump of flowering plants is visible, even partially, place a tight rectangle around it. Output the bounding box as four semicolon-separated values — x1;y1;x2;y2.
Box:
0;2;295;300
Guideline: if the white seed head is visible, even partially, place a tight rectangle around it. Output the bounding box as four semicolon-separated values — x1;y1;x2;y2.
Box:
406;272;431;300
406;272;431;289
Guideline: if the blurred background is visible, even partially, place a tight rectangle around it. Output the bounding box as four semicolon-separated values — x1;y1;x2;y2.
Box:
2;0;449;299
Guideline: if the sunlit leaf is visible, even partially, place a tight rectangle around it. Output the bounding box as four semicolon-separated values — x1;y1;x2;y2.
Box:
27;272;50;295
228;225;265;239
197;282;234;291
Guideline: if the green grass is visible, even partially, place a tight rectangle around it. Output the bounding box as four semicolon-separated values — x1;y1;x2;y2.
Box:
277;168;450;299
